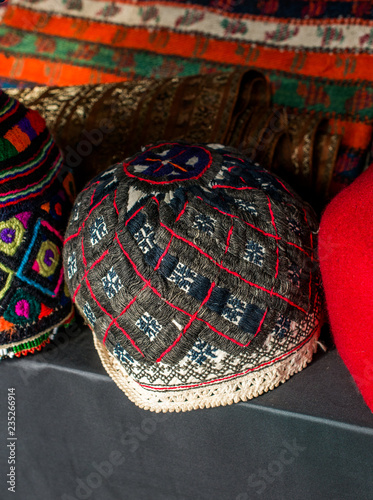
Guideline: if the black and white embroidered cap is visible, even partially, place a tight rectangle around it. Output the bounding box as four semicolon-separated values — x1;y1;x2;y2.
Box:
63;142;323;412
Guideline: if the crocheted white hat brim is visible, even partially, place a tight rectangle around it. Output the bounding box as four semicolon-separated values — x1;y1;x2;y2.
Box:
93;324;321;413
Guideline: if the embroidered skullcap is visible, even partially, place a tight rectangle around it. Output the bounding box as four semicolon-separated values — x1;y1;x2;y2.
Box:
63;141;323;412
0;89;75;360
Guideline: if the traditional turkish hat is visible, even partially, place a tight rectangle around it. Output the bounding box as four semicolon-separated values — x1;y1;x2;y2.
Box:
63;141;323;411
0;89;75;359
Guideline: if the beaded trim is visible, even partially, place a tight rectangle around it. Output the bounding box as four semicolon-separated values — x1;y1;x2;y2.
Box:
0;307;74;360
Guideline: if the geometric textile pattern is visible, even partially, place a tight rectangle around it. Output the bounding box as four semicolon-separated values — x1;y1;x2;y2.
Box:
90;216;108;246
83;302;96;327
136;312;162;341
67;253;77;279
133;223;155;255
102;267;123;299
1;0;373;199
244;240;265;267
63;141;323;412
0;89;75;359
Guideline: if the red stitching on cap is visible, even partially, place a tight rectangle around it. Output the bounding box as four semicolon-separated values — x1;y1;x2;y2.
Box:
195;195;278;239
113;189;119;216
115;233;193;318
63;193;110;244
73;249;109;301
266;195;279;281
138;320;320;391
198;307;268;348
158;222;307;314
156;282;216;362
102;285;146;344
85;277;144;357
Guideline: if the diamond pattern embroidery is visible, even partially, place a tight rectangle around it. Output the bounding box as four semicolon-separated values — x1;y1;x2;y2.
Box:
187;339;217;365
287;217;302;236
102;267;123;299
63;142;322;375
136;312;162;341
288;263;301;287
244;240;265;266
83;302;96;326
168;263;197;292
222;295;246;325
114;344;135;365
90;216;108;246
72;202;80;221
133;223;155;254
193;214;216;234
67;252;77;279
234;199;257;215
274;315;291;338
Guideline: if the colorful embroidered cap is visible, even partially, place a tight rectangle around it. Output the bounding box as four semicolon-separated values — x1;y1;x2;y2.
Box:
0;89;75;359
63;142;323;412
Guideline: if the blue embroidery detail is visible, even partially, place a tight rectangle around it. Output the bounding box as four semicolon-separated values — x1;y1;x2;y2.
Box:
67;253;77;279
288;263;301;287
274;315;291;338
222;295;246;325
168;263;197;292
90;167;118;208
190;184;231;213
133;223;155;254
83;301;96;326
206;286;230;314
210;154;284;201
158;254;211;300
188;275;212;302
287;217;302;236
193;214;215;234
126;143;212;182
234;199;257;215
158;253;178;278
244;240;265;266
114;344;134;364
90;216;108;246
72;202;80;221
136;312;162;341
239;303;265;333
187;339;217;365
169;187;187;216
102;267;123;299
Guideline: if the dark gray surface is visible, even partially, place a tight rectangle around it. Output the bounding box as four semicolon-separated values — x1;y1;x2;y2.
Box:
1;323;373;500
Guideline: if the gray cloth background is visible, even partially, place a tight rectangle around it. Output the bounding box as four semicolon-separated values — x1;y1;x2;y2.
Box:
1;322;373;500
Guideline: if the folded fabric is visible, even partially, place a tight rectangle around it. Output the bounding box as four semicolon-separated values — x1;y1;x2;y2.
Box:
0;89;75;359
319;164;373;412
63;141;324;412
8;71;341;209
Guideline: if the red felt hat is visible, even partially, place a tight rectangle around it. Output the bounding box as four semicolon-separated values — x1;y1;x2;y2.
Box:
319;164;373;412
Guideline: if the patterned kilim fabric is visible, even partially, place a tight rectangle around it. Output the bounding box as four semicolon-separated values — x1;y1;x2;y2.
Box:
1;0;373;199
0;89;75;359
63;142;324;412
